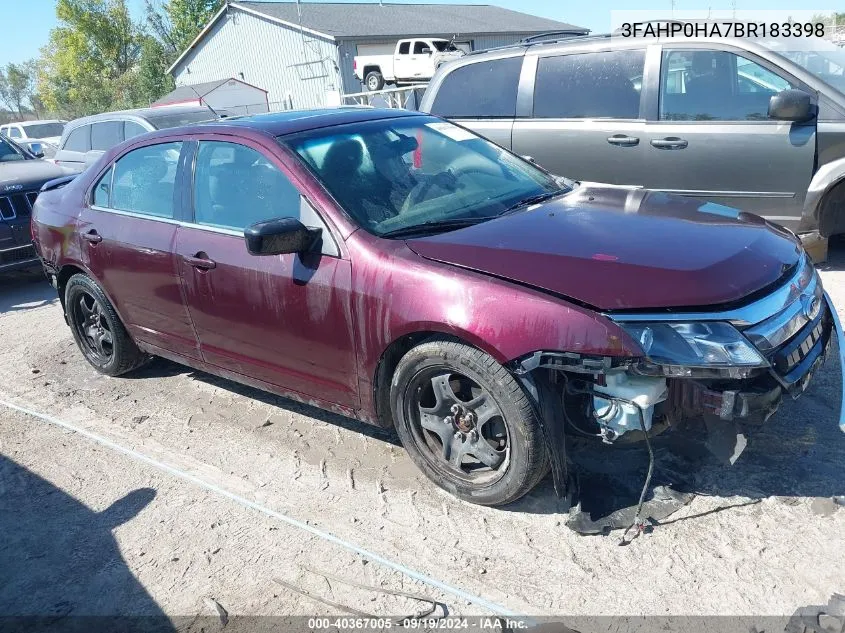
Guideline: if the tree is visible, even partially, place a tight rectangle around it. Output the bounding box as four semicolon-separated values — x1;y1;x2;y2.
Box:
145;0;223;59
137;36;175;104
37;0;143;117
0;61;39;117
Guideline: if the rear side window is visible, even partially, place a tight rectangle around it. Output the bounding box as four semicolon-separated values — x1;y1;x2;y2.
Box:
398;42;410;55
124;121;148;140
91;121;124;151
430;57;523;118
64;126;91;152
193;141;301;231
111;142;182;218
8;127;21;138
533;50;645;119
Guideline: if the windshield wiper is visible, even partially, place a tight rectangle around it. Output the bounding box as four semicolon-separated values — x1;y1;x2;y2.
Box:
502;189;568;215
379;216;494;239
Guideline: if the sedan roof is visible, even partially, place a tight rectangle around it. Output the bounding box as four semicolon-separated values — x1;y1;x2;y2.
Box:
207;107;422;137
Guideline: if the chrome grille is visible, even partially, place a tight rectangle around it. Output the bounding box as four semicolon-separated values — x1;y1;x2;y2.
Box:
0;191;36;219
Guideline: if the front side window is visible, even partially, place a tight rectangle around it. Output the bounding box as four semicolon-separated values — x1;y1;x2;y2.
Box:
91;121;124;151
111;142;182;218
429;57;523;118
0;136;27;162
64;126;91;152
660;50;795;121
93;166;113;207
124;120;148;140
533;50;645;119
414;41;431;54
193;141;301;231
283;116;561;237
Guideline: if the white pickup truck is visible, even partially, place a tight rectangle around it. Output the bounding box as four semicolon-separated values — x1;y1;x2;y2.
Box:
353;38;464;91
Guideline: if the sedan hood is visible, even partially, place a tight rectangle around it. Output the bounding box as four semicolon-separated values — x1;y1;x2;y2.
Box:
0;160;70;192
405;185;802;311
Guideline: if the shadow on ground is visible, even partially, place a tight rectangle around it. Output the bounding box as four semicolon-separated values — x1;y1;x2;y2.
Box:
0;270;57;314
0;455;174;631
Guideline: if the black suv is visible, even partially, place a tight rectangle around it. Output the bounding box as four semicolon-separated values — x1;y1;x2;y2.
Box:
0;134;69;272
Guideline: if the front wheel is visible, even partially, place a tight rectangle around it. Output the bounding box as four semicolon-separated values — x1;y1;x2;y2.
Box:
65;274;149;376
390;340;549;506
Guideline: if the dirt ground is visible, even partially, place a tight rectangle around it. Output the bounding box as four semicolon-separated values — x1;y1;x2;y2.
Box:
1;244;844;630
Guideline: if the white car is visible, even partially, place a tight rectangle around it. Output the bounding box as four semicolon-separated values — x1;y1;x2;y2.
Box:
353;38;464;91
0;120;66;157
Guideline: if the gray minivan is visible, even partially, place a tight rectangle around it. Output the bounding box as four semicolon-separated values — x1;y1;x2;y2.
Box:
54;106;227;171
420;33;845;236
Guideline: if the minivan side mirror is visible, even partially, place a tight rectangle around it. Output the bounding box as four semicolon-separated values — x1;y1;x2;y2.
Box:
768;88;815;122
244;217;322;256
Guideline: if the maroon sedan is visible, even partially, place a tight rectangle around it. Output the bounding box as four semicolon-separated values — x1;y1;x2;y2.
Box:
31;108;845;506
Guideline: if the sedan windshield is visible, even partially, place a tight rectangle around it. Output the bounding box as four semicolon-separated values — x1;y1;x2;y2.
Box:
281;116;564;237
0;136;28;162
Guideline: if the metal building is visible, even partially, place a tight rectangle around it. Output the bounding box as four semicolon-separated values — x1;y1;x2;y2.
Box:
166;1;587;110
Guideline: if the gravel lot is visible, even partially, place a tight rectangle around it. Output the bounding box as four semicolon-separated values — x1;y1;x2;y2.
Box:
1;244;844;629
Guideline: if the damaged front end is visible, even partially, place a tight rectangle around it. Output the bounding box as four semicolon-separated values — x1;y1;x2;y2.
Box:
515;253;844;495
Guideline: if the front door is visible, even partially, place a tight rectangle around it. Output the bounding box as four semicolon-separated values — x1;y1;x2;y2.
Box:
640;47;817;229
176;138;359;408
79;141;200;359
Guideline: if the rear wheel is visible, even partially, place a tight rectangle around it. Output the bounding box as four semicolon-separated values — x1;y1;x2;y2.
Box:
65;274;148;376
391;340;548;506
365;70;384;91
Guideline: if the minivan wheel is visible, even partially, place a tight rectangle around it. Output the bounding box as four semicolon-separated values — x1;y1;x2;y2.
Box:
391;340;549;506
65;274;148;376
365;71;384;91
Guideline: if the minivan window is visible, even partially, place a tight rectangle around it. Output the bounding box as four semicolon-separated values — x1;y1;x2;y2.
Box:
533;50;645;119
193;141;301;231
124;121;148;140
64;126;91;152
91;121;124;151
111;142;182;218
429;57;523;118
660;50;795;121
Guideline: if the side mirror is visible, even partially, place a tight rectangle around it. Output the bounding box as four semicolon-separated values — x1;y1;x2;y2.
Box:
768;89;815;122
244;217;322;256
26;142;44;158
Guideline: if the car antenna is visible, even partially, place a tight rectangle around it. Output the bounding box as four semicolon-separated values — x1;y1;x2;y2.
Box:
185;84;222;119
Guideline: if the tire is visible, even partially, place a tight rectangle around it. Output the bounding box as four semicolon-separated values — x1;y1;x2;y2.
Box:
365;70;384;91
64;274;149;376
390;339;549;506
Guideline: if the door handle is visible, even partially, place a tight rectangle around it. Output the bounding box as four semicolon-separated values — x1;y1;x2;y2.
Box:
183;252;216;270
82;229;102;244
650;137;688;150
607;134;640;147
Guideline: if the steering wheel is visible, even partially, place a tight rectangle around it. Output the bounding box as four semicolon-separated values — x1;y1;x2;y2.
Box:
399;170;459;214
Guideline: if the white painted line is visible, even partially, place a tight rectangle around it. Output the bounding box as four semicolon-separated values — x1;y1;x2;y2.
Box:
0;396;517;617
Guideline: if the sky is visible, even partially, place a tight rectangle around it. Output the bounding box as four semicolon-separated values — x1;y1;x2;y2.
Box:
1;0;840;67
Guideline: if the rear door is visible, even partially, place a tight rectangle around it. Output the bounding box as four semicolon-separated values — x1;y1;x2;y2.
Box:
80;140;200;359
175;137;359;407
426;55;525;149
640;45;816;228
511;46;650;183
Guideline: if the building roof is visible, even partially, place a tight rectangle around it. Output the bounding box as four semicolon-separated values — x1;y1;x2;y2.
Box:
151;78;267;107
234;1;588;38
